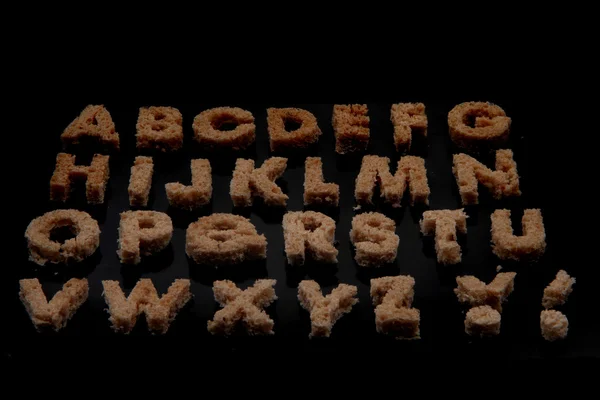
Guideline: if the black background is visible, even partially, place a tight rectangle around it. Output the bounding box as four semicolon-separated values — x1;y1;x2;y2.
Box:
5;99;598;378
3;3;597;389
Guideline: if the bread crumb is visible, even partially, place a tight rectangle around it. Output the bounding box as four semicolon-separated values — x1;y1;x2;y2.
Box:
496;265;503;272
208;279;277;336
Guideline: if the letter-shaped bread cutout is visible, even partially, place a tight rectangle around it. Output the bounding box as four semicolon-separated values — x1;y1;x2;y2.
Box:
540;310;568;341
448;102;511;150
25;209;100;266
355;155;430;207
186;213;267;265
304;157;339;206
455;272;517;312
61;105;119;150
128;156;153;207
350;212;399;267
542;270;575;309
390;103;427;153
332;104;370;154
230;157;288;207
230;159;255;207
491;209;546;261
117;211;173;265
453;149;521;205
267;108;322;152
50;152;110;204
136;106;183;152
208;279;277;336
283;211;338;266
165;159;212;210
102;279;191;334
370;275;420;339
298;280;358;338
193;107;256;150
19;278;89;332
420;209;468;265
